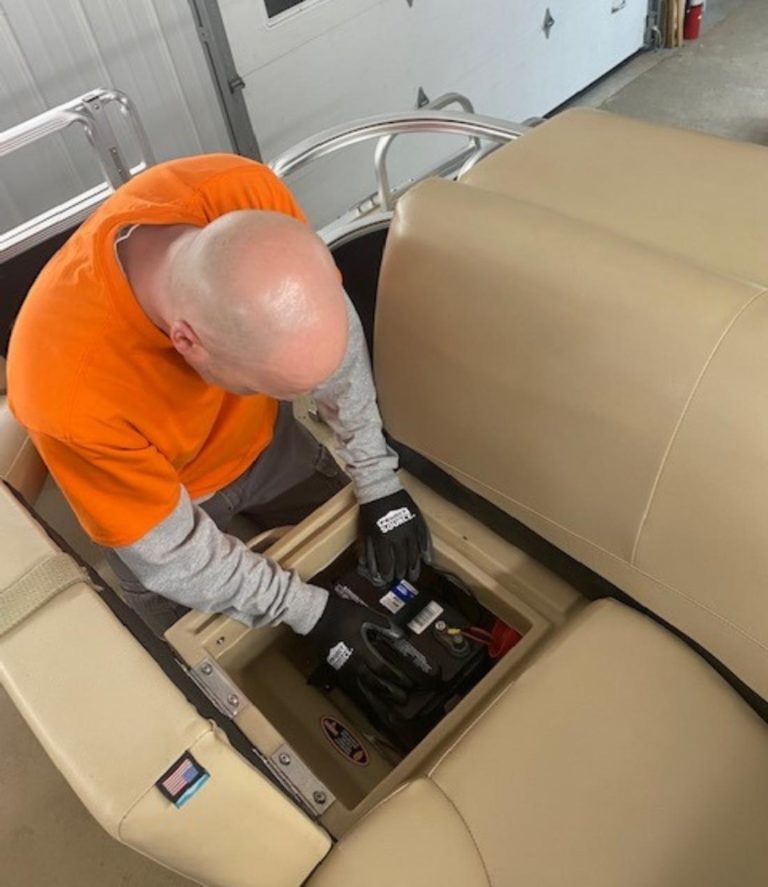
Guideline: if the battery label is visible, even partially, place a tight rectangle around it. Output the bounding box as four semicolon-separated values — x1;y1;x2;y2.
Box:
408;601;444;635
379;580;419;614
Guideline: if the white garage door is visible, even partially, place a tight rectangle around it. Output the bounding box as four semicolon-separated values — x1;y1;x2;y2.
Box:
220;0;650;225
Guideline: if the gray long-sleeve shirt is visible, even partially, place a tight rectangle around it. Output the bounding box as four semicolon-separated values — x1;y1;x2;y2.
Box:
114;296;401;634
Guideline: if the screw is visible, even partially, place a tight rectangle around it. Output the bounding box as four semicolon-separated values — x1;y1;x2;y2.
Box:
200;663;213;675
313;790;327;805
278;752;291;766
216;636;226;646
435;620;447;632
227;694;240;707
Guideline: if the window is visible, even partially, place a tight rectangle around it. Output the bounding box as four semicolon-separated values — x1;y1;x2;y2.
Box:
264;0;305;18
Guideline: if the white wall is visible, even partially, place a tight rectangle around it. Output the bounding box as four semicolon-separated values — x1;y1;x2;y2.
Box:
0;0;231;231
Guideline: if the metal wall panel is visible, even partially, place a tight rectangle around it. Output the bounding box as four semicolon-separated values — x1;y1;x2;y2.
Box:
0;0;231;230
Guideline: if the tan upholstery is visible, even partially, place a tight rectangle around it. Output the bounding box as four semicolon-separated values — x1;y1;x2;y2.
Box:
0;484;331;887
376;143;768;700
312;600;768;887
0;357;46;502
463;108;768;285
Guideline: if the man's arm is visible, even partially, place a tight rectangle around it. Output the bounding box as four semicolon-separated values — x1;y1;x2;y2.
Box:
311;295;402;502
27;429;328;633
113;488;328;634
312;296;431;585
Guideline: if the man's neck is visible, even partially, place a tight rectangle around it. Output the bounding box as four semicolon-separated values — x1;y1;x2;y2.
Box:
117;224;198;332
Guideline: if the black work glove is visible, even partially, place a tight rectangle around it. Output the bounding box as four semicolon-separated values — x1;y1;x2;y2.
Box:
358;490;432;587
308;593;414;703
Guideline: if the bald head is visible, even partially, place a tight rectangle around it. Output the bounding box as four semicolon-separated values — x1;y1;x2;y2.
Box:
165;211;348;398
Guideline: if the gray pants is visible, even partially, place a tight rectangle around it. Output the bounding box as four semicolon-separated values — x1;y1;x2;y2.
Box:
106;404;347;636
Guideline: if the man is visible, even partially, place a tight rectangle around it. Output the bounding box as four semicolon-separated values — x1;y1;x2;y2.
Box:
7;154;430;675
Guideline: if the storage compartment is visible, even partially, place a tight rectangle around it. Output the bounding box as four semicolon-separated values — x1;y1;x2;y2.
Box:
309;552;521;754
166;475;583;835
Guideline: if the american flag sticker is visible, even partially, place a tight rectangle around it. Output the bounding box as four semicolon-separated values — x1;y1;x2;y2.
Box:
156;753;210;808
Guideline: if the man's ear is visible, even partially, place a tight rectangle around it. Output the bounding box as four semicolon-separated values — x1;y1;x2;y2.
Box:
169;319;203;358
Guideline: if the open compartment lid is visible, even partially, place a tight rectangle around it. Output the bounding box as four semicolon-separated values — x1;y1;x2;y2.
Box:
372;112;768;703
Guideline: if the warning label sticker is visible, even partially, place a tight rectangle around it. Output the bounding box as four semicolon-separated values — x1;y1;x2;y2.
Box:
320;717;369;766
327;641;355;671
327;641;353;670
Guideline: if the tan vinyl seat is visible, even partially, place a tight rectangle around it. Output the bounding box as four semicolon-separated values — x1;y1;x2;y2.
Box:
0;483;330;887
0;356;46;502
376;131;768;702
462;108;768;285
311;599;768;887
309;111;768;886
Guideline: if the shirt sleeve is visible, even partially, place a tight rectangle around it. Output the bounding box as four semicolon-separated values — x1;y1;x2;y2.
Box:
32;429;327;633
114;488;328;635
311;295;402;504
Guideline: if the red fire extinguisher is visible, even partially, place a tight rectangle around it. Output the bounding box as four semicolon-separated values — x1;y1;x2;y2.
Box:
684;0;704;40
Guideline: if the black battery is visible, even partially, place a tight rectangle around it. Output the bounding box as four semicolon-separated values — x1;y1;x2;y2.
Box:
309;557;490;751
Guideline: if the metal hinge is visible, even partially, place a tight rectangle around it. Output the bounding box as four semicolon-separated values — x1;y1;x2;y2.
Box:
189;658;249;718
228;75;245;93
270;744;335;816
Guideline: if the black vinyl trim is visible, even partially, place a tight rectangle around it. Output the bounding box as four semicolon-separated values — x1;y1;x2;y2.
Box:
390;441;768;724
1;482;318;817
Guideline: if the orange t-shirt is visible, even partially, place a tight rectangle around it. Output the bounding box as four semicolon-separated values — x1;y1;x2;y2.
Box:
7;154;308;547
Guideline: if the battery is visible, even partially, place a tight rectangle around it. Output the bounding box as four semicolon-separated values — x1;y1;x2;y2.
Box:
309;558;490;750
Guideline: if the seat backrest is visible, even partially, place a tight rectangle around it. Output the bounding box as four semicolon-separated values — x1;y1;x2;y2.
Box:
0;483;330;887
463;108;768;285
374;113;768;701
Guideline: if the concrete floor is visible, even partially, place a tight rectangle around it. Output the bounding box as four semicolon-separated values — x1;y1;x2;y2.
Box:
3;2;766;884
599;0;768;144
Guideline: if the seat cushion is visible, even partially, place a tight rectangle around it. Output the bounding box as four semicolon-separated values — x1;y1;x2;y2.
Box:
0;485;331;887
311;600;768;887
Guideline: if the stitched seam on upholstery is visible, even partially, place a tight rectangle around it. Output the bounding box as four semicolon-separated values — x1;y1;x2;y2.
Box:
631;286;768;563
116;723;213;839
430;780;493;887
415;457;768;655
